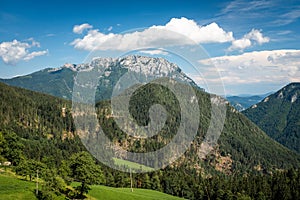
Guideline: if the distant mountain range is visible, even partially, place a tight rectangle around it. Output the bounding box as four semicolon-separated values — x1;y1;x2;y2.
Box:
243;83;300;153
0;55;200;102
0;55;273;113
226;94;270;111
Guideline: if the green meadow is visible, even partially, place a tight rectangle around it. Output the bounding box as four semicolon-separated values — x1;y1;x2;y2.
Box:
0;171;183;200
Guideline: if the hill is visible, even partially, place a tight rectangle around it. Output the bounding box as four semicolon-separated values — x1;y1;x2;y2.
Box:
92;82;300;174
243;82;300;153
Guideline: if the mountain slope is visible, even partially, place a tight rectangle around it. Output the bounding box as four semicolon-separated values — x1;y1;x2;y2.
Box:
1;79;300;175
0;55;200;102
96;85;300;173
0;82;84;166
0;67;75;100
243;83;300;153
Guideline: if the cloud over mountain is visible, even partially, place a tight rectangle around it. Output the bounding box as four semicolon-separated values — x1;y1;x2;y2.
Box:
71;17;234;51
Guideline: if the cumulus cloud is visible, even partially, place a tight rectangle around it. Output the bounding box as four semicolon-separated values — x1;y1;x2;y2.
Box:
229;38;252;51
71;17;234;51
228;29;269;51
198;50;300;87
0;39;48;65
245;29;270;44
73;23;93;34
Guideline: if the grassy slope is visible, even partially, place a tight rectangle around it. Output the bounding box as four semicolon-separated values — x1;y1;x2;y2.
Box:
89;185;184;200
0;171;182;200
0;171;36;200
113;157;154;172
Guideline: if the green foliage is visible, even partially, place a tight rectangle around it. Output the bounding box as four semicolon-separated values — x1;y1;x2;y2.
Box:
0;131;24;165
68;151;104;197
243;83;300;153
15;159;46;181
0;82;84;167
97;82;300;173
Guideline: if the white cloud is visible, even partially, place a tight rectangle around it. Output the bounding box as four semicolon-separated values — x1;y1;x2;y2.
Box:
245;29;270;44
0;39;48;65
139;49;169;55
71;17;234;51
229;38;252;51
198;50;300;86
73;23;93;34
228;29;269;51
154;18;234;43
23;50;48;61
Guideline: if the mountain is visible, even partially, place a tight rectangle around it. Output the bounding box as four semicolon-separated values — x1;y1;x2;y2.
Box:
226;94;270;111
1;78;300;174
0;55;201;102
1;77;300;199
243;83;300;153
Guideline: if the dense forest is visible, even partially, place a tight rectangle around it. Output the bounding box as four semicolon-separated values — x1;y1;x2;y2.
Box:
243;82;300;153
0;82;300;199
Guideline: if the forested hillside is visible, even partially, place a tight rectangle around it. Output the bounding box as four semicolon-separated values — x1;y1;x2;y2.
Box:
243;83;300;153
1;82;300;199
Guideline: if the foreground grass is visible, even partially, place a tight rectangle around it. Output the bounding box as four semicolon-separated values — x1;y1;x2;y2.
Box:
0;171;36;200
0;170;183;200
89;185;184;200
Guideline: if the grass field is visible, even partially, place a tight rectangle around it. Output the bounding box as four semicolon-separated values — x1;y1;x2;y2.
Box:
113;157;154;172
0;170;183;200
89;185;184;200
0;171;36;200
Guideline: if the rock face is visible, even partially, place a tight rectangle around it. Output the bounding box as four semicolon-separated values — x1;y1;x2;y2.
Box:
0;55;201;101
243;82;300;153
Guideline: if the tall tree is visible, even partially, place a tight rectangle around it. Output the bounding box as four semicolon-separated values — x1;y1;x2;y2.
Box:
68;151;104;198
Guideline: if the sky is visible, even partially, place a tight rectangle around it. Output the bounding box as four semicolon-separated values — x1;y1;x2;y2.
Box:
0;0;300;95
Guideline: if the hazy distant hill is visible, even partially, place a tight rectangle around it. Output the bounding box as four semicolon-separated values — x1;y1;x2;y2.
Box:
243;83;300;153
227;94;269;111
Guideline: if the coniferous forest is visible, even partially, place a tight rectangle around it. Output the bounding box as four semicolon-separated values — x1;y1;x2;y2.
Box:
0;82;300;199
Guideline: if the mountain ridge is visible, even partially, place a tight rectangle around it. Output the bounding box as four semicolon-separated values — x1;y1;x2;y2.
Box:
243;82;300;153
0;55;201;101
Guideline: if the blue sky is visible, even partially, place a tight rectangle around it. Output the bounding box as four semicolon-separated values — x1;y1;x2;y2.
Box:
1;0;300;95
